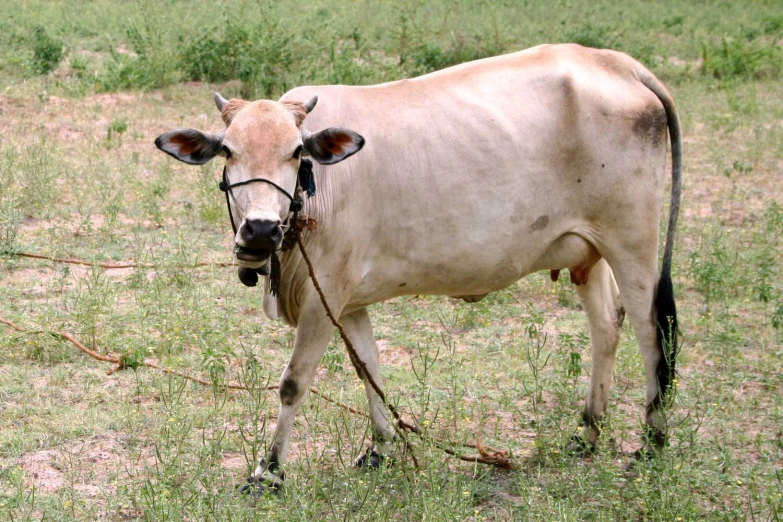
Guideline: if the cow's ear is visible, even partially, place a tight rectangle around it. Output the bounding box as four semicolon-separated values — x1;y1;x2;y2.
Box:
154;129;225;165
303;128;364;165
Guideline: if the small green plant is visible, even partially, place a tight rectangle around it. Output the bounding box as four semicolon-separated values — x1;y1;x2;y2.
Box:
561;22;619;50
0;202;21;255
408;33;503;75
180;16;296;97
69;54;88;76
107;117;127;141
96;20;181;91
31;26;64;74
762;15;783;36
688;224;742;316
323;342;345;374
772;300;783;331
754;245;776;304
522;306;550;417
701;37;782;80
197;164;224;224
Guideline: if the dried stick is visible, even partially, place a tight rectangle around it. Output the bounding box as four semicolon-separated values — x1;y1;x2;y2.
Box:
0;316;366;419
9;251;233;269
1;307;516;470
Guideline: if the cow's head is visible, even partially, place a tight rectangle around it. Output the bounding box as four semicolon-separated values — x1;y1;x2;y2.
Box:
154;93;364;269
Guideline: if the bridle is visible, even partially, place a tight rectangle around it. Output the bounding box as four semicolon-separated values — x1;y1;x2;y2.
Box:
218;159;315;295
218;163;310;235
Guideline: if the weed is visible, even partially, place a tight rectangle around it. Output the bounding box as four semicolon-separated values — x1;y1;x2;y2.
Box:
95;19;181;92
754;245;776;304
763;14;783;36
31;26;64;75
0;201;22;255
180;15;297;97
522;305;550;420
197;164;225;224
687;224;741;316
701;37;782;81
106;118;127;142
561;22;619;50
773;301;783;331
69;54;88;76
408;33;503;76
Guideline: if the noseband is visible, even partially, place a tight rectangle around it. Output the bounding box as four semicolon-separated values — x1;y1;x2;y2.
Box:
218;159;315;295
218;162;312;234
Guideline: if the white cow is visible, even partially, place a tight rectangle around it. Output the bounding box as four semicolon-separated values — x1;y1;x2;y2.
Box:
155;43;681;491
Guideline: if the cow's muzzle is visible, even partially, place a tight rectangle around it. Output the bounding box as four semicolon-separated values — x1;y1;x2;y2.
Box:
236;219;282;263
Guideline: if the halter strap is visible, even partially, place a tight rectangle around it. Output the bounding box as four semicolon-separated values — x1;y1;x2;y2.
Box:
218;166;305;234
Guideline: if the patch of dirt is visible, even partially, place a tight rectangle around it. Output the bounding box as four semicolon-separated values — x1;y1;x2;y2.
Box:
220;451;250;471
87;92;137;109
19;450;64;492
18;433;145;495
377;339;413;367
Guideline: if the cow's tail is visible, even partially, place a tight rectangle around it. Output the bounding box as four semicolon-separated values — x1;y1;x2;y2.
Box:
639;70;681;407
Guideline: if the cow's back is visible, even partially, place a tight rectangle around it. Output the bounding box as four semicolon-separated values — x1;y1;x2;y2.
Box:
278;44;669;314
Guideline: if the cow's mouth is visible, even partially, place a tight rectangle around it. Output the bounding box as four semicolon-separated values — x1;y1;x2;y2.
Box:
234;245;271;265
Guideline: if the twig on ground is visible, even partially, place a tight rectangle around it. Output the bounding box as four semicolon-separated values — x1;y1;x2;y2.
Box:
0;315;366;419
8;251;233;269
1;302;517;471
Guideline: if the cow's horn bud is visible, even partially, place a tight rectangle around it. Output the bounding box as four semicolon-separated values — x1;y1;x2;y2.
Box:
214;93;228;112
302;95;318;114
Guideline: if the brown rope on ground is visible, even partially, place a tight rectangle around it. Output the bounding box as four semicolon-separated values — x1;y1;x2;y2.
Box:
8;251;233;269
1;260;518;471
0;316;366;419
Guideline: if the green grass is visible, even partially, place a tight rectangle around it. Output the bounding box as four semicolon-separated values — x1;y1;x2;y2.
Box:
1;0;781;97
0;0;782;520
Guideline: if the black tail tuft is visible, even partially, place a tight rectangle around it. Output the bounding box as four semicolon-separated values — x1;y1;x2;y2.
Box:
654;271;678;407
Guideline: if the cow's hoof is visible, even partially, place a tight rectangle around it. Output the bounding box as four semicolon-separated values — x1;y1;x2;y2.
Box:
238;466;284;496
354;448;388;469
564;435;595;457
623;446;658;472
238;475;283;496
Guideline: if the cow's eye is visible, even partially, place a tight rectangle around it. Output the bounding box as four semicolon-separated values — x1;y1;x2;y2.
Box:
292;145;302;160
222;145;232;159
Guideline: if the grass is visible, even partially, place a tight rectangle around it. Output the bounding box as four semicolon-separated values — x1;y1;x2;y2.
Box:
0;0;782;520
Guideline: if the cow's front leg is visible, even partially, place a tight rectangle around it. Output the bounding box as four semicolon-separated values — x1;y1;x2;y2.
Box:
341;308;395;468
244;303;335;493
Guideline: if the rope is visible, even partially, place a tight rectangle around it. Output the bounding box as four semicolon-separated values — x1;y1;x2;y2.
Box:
294;230;518;470
0;316;366;418
1;239;519;470
1;313;516;469
6;251;233;269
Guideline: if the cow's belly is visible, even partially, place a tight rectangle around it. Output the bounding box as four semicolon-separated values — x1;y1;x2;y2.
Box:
345;224;598;312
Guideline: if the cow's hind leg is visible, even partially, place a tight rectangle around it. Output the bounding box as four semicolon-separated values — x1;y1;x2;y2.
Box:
607;246;676;456
243;301;335;493
570;258;625;453
341;308;395;468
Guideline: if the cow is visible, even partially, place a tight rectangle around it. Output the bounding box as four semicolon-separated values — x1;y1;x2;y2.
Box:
155;43;681;492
